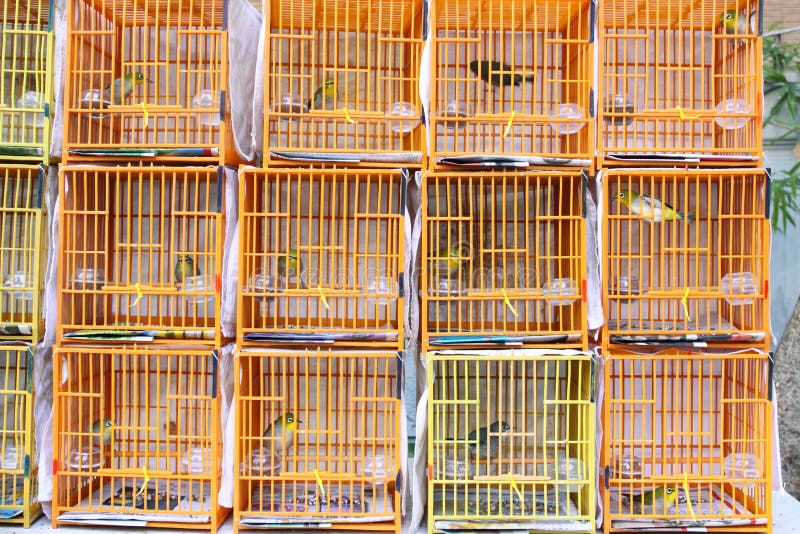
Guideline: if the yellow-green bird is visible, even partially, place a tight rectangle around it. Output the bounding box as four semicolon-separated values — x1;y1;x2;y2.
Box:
437;246;466;278
277;249;305;288
613;189;693;224
91;417;115;446
306;78;336;111
621;486;679;513
720;9;756;36
104;71;149;106
469;60;534;87
467;421;511;461
263;412;301;455
175;255;200;284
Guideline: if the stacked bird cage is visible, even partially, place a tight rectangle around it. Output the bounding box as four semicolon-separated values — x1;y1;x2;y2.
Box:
0;0;53;164
598;0;762;165
62;0;229;164
238;168;405;349
51;345;226;531
0;346;39;527
601;347;771;532
56;165;224;345
427;349;595;533
0;165;44;526
421;169;588;349
234;347;402;532
602;168;770;349
429;0;594;166
262;0;425;167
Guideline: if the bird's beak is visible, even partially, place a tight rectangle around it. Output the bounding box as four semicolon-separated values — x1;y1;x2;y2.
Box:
297;419;303;424
146;79;154;84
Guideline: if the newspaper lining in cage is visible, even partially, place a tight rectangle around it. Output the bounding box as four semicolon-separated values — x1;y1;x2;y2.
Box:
607;315;767;345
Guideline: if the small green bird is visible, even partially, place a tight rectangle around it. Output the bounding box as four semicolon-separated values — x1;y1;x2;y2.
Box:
306;78;336;111
720;9;756;37
468;421;511;460
263;412;301;454
175;255;200;284
91;418;115;446
437;247;465;278
277;249;306;288
469;60;534;87
621;485;679;513
613;189;693;224
104;72;149;106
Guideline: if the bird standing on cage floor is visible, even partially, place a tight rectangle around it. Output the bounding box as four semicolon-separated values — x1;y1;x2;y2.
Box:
613;189;694;224
90;71;151;119
620;486;679;514
175;255;200;285
263;412;301;457
307;78;337;112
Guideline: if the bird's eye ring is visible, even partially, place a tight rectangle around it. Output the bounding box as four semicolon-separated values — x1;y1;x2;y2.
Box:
619;192;625;199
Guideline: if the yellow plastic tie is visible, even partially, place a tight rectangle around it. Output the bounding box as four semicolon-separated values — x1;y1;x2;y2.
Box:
681;473;697;521
135;466;151;497
140;102;149;127
676;107;699;120
129;283;143;308
503;110;516;137
680;287;692;322
502;289;518;317
313;468;326;500
508;472;524;503
317;285;330;310
342;108;356;124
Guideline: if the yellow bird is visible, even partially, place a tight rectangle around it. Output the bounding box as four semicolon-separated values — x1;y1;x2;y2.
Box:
263;412;301;455
175;255;200;284
306;78;336;111
621;485;679;514
437;246;466;278
613;189;693;223
277;249;306;288
104;72;149;105
91;417;115;446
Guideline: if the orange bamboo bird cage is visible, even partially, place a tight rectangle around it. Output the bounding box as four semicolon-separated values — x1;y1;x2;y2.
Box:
62;0;230;164
598;0;762;165
57;165;224;345
602;168;770;348
601;347;772;534
234;347;402;533
429;0;594;166
238;168;405;349
0;346;41;527
0;0;53;165
427;349;595;533
421;170;587;349
52;345;227;531
0;165;45;343
263;0;425;167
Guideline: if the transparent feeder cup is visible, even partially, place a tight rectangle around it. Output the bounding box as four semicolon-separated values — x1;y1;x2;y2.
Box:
602;93;635;126
720;271;758;305
245;447;282;476
72;267;104;290
272;93;307;117
1;445;19;470
611;453;642;479
388;101;419;134
612;275;640;302
543;453;586;494
436;456;475;480
17;91;45;127
723;453;761;489
714;99;752;130
192;90;220;127
549;103;586;135
80;88;111;118
182;274;214;305
542;278;578;306
67;445;104;470
363;453;394;481
180;447;214;475
367;274;396;306
4;270;33;301
440;100;472;130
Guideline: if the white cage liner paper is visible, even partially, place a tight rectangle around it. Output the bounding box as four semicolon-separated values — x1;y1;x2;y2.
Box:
218;342;236;508
50;0;260;160
221;167;239;338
